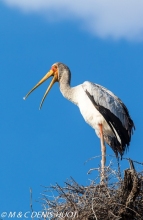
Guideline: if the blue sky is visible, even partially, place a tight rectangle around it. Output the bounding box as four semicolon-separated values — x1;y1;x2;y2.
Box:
0;0;143;216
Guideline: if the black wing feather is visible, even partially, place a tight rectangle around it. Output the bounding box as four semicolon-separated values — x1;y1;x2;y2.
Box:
85;90;132;157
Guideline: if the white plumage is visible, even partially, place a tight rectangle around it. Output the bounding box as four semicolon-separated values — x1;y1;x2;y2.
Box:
24;62;135;161
69;83;109;138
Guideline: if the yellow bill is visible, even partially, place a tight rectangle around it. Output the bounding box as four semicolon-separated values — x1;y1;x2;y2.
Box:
23;69;58;109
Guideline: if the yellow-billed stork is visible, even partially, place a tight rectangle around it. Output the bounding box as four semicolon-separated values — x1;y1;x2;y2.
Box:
24;62;135;180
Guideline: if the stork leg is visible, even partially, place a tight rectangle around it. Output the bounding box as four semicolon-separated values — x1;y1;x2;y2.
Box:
99;124;106;183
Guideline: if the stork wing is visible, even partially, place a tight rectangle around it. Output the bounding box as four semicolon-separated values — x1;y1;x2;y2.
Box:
95;83;135;131
82;81;135;148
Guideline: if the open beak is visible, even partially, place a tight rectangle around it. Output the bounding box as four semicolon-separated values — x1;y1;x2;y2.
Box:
23;69;58;109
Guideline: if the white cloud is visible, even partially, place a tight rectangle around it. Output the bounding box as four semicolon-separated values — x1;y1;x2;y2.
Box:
2;0;143;41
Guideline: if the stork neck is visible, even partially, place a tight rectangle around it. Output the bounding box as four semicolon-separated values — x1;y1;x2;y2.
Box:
59;79;78;105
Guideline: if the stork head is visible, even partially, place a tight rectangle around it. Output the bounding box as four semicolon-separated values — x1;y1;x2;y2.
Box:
23;62;70;109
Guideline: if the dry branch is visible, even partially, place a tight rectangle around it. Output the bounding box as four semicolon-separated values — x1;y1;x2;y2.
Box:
41;160;143;220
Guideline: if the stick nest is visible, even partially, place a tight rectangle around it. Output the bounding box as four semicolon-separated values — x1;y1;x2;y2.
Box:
41;161;143;220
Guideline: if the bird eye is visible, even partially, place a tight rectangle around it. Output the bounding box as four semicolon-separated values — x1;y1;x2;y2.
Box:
51;65;57;71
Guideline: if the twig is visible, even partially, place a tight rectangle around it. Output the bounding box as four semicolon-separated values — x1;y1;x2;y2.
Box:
85;154;143;166
30;188;33;213
87;167;100;174
91;198;98;220
30;187;34;220
108;211;122;219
